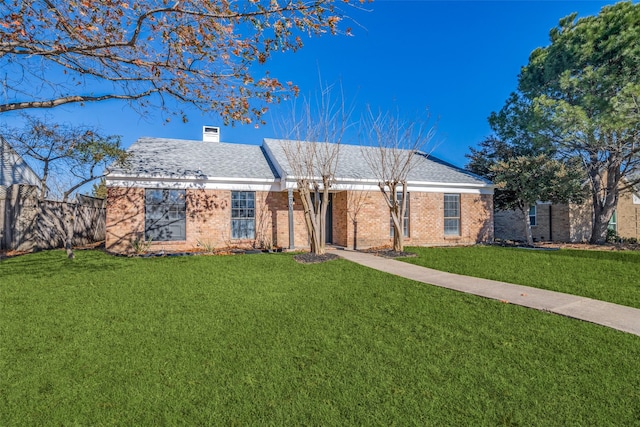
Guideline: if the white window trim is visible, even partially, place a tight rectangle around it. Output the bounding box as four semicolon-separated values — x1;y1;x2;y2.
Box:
444;193;461;236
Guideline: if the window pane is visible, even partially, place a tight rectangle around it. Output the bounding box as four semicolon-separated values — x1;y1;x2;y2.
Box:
231;191;255;239
529;206;537;226
444;194;460;236
444;219;460;235
608;210;617;231
145;189;186;241
145;189;164;204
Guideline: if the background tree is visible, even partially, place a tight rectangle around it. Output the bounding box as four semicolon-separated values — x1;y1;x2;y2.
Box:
277;84;350;255
92;178;107;199
0;0;366;123
1;116;128;258
346;189;370;250
516;1;640;244
468;96;586;246
361;108;436;252
472;145;586;246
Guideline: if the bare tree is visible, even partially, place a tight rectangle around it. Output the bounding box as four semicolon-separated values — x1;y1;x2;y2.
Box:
361;108;436;252
1;115;128;258
277;84;351;255
0;0;366;124
346;189;370;250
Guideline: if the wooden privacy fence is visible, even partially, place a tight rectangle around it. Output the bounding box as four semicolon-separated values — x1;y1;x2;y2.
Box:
0;184;105;252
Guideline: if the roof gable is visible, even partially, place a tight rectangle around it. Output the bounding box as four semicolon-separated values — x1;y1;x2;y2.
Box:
0;137;42;187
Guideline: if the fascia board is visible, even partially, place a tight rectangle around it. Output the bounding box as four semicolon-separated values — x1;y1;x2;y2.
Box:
279;177;494;194
106;175;279;192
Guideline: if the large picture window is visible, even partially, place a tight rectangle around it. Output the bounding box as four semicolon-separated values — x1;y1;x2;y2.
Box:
444;193;460;236
231;191;255;239
145;189;186;241
390;192;409;237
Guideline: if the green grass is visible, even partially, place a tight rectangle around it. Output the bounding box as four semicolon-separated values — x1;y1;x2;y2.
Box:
403;246;640;309
1;250;639;425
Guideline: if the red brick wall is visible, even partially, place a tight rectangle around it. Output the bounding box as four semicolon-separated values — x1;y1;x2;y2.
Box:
106;187;145;253
107;188;273;253
185;189;232;249
332;190;493;249
332;191;349;246
106;187;494;253
264;191;308;249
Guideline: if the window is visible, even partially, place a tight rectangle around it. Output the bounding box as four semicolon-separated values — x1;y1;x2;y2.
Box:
145;189;186;241
390;192;409;237
608;210;617;232
231;191;255;239
529;205;537;226
444;193;460;236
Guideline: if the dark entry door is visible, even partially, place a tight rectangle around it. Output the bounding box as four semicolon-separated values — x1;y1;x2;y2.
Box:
325;193;333;244
311;192;333;244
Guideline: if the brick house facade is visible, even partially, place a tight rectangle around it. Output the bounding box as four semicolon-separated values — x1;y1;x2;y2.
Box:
106;133;494;254
494;185;640;243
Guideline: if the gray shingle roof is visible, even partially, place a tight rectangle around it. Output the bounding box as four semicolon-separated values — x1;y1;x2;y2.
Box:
109;137;279;180
263;139;491;186
110;136;491;188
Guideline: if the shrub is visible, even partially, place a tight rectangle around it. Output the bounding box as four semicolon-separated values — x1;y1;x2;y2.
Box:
131;236;152;254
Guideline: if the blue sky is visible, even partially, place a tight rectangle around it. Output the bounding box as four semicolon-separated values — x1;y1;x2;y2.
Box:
2;0;625;169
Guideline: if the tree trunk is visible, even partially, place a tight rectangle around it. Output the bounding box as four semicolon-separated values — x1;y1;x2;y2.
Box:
380;182;405;252
353;220;358;250
298;184;326;255
393;223;403;252
589;164;619;245
397;183;408;252
590;199;617;244
522;206;534;246
390;212;403;252
62;202;76;259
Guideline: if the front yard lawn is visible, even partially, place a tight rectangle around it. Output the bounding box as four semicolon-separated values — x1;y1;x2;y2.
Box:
404;246;640;309
1;250;639;425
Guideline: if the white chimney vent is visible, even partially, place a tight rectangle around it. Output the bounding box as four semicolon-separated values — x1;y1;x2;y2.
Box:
203;126;220;143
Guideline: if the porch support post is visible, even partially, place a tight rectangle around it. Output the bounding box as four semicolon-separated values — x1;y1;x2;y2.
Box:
288;188;295;250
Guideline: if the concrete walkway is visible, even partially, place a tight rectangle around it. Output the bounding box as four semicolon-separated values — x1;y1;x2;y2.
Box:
331;248;640;337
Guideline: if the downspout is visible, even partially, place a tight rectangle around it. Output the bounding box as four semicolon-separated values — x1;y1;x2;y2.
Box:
288;187;294;250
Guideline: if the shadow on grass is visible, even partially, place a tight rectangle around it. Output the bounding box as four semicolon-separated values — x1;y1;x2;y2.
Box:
0;249;124;280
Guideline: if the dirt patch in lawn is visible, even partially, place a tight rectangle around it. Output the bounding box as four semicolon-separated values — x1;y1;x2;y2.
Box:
494;240;640;252
360;246;417;259
537;242;640;251
294;252;340;264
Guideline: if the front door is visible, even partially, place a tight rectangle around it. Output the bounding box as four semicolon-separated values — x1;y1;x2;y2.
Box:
325;193;333;244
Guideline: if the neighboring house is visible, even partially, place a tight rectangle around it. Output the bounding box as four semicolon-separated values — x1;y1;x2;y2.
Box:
1;137;42;250
2;137;106;251
615;185;640;240
105;128;494;254
494;203;591;243
494;183;640;243
0;137;41;188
